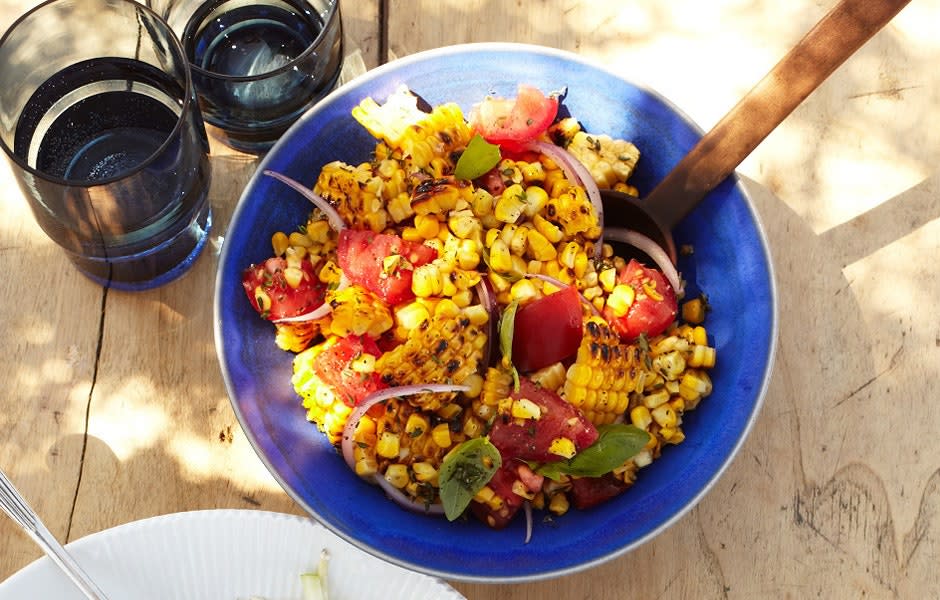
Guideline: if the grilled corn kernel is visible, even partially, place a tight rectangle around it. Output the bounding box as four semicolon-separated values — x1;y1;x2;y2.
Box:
510;278;539;304
630;405;653;430
431;423;452;448
350;353;376;374
494;184;526;223
405;413;429;438
548;437;576;459
512;480;537;500
412;461;438;483
271;231;290;256
526;229;557;261
395;301;430;331
523;186;549;217
682;297;707;324
283;266;304;289
355;458;378;477
384;464;410;489
376;432;401;459
489;239;513;273
606;284;636;317
643;388;670;409
412;263;443;297
511;398;542;420
318;260;342;285
651;404;678;429
462;304;490;327
692;326;709;346
548;492;570;516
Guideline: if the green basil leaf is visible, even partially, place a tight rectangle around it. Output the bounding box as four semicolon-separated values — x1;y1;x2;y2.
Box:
438;437;502;520
536;424;650;481
498;301;521;391
454;134;501;181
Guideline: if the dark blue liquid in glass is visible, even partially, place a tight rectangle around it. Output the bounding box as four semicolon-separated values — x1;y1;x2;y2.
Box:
14;58;212;290
183;0;341;152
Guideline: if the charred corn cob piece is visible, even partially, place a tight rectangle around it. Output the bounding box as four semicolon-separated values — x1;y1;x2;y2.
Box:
549;117;641;189
314;161;389;232
325;285;394;338
274;319;329;353
291;339;353;444
375;312;488;410
351;84;473;171
562;317;642;425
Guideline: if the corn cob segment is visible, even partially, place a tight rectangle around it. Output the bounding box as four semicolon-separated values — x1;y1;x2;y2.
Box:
375;311;489;410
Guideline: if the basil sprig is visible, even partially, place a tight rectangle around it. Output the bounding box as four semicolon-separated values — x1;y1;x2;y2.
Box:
438;437;502;521
454;134;501;181
536;424;650;482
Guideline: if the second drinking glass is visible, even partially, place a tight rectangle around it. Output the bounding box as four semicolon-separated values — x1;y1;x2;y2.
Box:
157;0;344;154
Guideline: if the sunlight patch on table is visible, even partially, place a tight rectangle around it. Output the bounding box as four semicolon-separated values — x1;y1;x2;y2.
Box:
166;430;286;491
86;376;171;460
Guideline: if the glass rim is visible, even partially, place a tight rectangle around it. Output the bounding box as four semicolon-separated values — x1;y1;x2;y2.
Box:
0;0;199;189
185;0;341;83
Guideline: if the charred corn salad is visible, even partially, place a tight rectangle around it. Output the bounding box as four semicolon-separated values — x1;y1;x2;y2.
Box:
240;84;717;534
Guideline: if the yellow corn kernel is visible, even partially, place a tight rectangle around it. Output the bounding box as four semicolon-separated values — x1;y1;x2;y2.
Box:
448;209;480;239
484;227;500;249
574;250;589;279
376;432;400;459
318;260;342;285
355;457;378;477
457;239;481;270
488;271;511;293
692;326;709;346
384;464;410;489
462;373;484;398
509;225;528;256
606;284;635;317
489;238;513;273
289;231;312;248
271;231;289;256
529;362;566;393
433;298;460;319
395;301;430;331
494;184;527;223
253;287;271;314
305;219;330;243
510;278;539;304
462;304;490;327
511;398;542;420
405;413;430;438
283;266;304;289
451;288;473;308
688;344;717;368
548;492;570;516
519;161;545;184
643;388;670;409
474;485;496;504
548;437;576;459
400;226;423;243
512;480;537;500
350;353;376;374
412;263;443;297
652;404;678;429
523;186;549;217
526;228;557;261
560;241;580;269
665;429;686;445
680;370;713;396
412;461;438;483
630;406;653;430
682;297;706;324
431;423;452;448
414;213;440;239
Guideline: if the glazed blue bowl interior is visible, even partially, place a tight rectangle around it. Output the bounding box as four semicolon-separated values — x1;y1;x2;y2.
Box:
215;43;777;582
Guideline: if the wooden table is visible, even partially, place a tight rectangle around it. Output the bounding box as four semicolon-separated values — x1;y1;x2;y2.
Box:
3;0;939;597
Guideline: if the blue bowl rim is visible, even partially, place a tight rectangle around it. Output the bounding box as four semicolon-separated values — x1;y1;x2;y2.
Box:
214;42;779;583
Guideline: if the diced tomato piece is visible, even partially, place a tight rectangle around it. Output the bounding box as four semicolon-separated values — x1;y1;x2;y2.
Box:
469;85;559;153
241;257;326;321
469;462;526;529
603;259;678;342
311;335;385;407
568;473;629;510
337;229;437;306
512;285;583;372
488;378;597;463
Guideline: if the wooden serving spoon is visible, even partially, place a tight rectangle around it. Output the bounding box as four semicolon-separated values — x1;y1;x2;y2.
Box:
603;0;913;264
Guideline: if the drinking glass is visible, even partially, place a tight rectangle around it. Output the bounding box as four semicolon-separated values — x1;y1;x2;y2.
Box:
157;0;344;154
0;0;212;291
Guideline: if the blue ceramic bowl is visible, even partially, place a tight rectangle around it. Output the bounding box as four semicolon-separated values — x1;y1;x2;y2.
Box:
215;43;777;582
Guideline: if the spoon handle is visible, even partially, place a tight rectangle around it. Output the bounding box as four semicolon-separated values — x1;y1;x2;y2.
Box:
644;0;912;227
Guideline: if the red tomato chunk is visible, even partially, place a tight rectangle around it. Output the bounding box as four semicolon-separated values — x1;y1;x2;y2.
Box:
603;259;678;342
241;257;326;321
512;285;583;372
337;229;437;306
311;335;386;407
469;84;559;154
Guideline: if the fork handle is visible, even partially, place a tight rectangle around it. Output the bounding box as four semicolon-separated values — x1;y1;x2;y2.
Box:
29;520;113;600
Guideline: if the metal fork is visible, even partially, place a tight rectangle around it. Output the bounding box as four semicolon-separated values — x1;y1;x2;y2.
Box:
0;469;112;600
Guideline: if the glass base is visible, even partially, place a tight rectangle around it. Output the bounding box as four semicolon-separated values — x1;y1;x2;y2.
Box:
69;208;212;292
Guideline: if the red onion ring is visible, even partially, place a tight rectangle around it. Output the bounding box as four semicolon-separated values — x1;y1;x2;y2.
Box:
523;273;601;317
263;169;347;233
271;302;332;324
523;501;533;544
527;141;604;259
604;227;684;296
340;384;472;471
373;473;445;516
474;279;497;368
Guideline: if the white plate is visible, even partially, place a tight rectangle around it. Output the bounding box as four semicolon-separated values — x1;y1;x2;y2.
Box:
0;509;465;599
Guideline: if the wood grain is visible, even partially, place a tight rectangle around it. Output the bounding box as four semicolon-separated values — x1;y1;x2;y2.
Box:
3;2;940;599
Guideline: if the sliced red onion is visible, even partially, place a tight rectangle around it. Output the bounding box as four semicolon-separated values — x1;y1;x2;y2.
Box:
271;302;332;324
527;141;604;259
372;473;446;516
263;169;347;233
523;500;533;544
340;384;471;471
604;227;684;296
523;273;601;317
